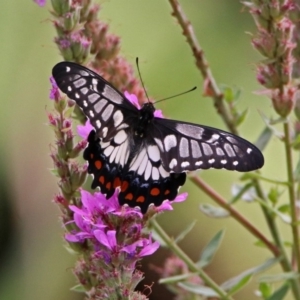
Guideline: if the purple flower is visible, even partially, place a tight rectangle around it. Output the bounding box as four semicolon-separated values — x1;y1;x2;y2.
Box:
49;76;60;101
77;119;94;139
34;0;46;7
124;91;164;117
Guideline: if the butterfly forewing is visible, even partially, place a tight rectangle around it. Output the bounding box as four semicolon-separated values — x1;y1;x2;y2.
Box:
52;61;264;214
52;62;137;142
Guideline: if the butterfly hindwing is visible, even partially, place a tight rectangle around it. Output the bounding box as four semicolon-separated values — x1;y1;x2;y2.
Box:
150;118;264;173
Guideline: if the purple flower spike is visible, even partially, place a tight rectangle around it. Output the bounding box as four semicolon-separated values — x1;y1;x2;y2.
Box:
49;77;60;101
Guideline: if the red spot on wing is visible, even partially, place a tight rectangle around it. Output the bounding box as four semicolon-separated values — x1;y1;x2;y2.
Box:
121;181;129;192
113;177;121;188
99;176;105;184
150;187;160;196
95;160;102;169
136;195;145;203
106;182;111;190
125;193;133;201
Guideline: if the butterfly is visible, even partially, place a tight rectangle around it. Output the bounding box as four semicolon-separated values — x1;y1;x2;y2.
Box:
52;62;264;213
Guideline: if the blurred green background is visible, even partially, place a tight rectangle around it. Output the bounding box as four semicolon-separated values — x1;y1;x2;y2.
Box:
0;1;286;299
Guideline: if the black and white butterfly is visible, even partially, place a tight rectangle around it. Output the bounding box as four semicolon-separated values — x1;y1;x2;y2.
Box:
52;62;264;213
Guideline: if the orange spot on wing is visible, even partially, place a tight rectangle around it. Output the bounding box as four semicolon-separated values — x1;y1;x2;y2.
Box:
125;193;133;201
113;177;121;188
106;182;111;190
95;160;102;169
164;189;170;195
150;187;160;196
99;176;105;185
121;181;129;192
136;195;145;203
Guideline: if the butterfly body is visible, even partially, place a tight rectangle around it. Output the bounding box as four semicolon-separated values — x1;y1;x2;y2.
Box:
52;62;264;213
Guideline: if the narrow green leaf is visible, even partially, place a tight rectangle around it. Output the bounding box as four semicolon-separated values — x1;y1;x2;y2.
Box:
175;220;197;243
255;126;273;151
266;284;289;300
197;230;225;268
259;282;273;298
70;284;86;293
177;282;218;297
221;257;281;291
259;272;299;283
199;203;230;218
236;108;248;126
228;274;252;296
159;272;198;284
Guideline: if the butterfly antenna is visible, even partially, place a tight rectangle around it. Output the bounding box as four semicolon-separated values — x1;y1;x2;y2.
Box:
154;86;197;104
136;57;150;102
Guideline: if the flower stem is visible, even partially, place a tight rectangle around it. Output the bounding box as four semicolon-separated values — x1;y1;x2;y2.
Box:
190;175;280;257
168;0;237;135
150;219;234;300
284;121;300;273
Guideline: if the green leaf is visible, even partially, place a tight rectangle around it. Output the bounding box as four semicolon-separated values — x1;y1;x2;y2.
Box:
236;108;248;126
175;220;197;243
199;203;230;218
197;230;224;268
177;282;218;297
266;284;289;300
259;282;272;298
230;183;256;204
227;274;252;296
255;126;273;152
259;272;299;283
268;187;283;206
159;273;198;284
70;284;86;293
221;257;281;291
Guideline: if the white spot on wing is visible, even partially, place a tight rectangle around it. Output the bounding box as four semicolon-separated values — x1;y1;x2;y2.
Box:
152;167;159;180
114;130;127;144
233;161;239;166
67;86;72;91
81;87;88;95
83;100;88;107
158;165;169;178
202;144;213;156
109;146;119;163
89;110;94;118
74;78;86;88
88;93;101;104
103;85;123;104
181;161;190;168
148;145;160;162
144;161;152;180
130;149;147;171
208;158;215;164
221;159;227;164
216;148;225;156
179;138;189;158
224;143;235;157
164;135;177;152
104;145;114;156
113;110;123;127
195;161;203;166
102;104;114;121
137;154;148;175
66;66;71;72
191;140;202;158
96;120;101;128
102;127;108;138
247;148;252;154
175;123;204;139
169;158;177;169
